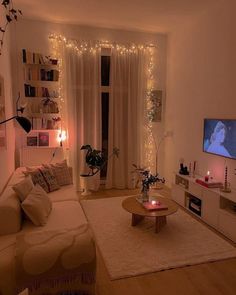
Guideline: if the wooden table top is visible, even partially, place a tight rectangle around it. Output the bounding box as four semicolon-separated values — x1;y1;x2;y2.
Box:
122;195;178;217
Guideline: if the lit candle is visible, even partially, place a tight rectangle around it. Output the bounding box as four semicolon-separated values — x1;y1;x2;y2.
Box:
151;200;156;205
205;171;210;182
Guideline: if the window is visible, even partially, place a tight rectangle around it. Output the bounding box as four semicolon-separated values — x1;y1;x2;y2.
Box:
101;53;110;179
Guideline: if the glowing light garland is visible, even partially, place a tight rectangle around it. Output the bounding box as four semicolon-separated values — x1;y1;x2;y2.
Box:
144;46;156;172
50;36;67;149
49;34;157;171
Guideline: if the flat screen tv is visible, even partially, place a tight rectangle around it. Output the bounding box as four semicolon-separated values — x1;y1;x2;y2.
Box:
203;119;236;160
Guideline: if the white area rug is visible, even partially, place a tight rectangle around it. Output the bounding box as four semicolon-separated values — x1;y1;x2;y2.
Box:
81;196;236;280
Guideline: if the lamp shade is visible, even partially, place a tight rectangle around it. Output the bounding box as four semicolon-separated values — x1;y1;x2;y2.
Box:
16;116;31;133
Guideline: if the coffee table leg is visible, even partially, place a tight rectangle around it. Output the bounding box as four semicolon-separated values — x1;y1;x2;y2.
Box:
132;214;144;226
155;216;167;233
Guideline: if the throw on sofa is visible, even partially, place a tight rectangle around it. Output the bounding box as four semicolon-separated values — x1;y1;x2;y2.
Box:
0;163;96;295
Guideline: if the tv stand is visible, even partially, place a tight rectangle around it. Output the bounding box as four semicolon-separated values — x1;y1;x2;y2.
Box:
172;173;236;243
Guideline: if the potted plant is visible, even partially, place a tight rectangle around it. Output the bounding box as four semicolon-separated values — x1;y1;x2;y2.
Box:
80;145;119;195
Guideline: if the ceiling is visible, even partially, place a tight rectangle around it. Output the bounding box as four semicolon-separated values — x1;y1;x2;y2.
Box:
15;0;218;33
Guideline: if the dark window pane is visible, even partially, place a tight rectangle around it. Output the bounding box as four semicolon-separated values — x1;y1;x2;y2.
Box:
101;92;109;178
101;56;110;86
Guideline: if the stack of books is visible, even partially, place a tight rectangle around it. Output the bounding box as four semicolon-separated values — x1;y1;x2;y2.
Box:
196;178;223;188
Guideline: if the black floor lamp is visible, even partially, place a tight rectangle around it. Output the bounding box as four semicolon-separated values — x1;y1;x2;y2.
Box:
0;93;31;133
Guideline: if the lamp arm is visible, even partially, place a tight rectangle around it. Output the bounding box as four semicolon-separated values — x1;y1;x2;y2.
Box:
0;116;17;125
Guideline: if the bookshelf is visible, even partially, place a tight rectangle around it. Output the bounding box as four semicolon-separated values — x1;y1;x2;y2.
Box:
21;49;62;149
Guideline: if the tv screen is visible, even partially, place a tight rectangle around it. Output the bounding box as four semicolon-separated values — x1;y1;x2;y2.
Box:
203;119;236;160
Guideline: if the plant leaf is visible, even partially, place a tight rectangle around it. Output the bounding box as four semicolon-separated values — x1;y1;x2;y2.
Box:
6;14;12;22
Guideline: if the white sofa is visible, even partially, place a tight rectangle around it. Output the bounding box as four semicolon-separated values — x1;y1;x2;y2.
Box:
0;167;96;295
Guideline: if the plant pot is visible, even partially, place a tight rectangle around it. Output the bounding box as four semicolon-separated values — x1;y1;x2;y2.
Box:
80;175;100;195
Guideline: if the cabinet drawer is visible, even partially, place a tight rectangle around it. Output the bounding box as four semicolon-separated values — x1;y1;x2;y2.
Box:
171;184;185;207
218;210;236;242
188;182;202;198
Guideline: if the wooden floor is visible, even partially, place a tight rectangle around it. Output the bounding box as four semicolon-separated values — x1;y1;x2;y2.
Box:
79;186;236;295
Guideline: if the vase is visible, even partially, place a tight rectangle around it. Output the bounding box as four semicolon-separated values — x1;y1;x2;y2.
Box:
142;190;149;202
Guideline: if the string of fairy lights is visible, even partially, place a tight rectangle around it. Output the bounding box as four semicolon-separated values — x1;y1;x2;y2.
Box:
49;34;157;172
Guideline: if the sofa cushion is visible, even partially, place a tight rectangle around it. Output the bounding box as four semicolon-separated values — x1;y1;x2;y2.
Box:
48;184;78;202
24;167;60;193
22;201;87;233
12;177;34;202
21;185;52;226
0;187;22;235
43;160;73;186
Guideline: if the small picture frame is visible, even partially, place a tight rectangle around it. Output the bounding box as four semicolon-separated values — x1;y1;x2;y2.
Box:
38;132;49;146
149;90;162;122
27;136;38;147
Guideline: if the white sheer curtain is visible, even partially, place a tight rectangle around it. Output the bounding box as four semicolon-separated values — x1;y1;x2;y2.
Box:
106;49;147;189
62;44;101;190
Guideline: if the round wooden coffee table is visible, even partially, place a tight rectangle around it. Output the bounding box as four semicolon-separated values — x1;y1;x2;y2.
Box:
122;195;178;233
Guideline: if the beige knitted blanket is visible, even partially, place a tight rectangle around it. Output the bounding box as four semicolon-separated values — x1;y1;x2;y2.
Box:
16;224;96;295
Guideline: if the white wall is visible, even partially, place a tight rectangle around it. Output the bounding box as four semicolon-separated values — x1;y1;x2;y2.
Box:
0;10;15;192
14;19;167;174
165;0;236;188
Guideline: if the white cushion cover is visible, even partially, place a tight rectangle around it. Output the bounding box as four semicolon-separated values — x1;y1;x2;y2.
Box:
21;185;52;226
12;177;34;202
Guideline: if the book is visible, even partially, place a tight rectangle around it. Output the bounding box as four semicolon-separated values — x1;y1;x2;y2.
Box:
136;196;168;211
142;201;168;211
196;178;223;188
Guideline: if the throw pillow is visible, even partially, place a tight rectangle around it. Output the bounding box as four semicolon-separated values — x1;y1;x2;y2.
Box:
12;176;34;202
43;160;73;186
24;167;60;193
21;184;52;226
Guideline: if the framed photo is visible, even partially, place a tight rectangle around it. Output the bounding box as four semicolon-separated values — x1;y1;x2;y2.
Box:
149;90;162;122
0;75;6;148
27;136;38;147
38;132;49;146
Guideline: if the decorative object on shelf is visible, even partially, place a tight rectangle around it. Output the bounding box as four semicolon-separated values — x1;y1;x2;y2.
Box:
140;169;165;202
179;162;189;175
220;166;231;193
40;98;59;114
0;0;22;56
0;92;31;133
80;144;119;177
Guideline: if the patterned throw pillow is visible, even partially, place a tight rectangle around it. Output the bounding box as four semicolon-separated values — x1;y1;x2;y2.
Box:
43;160;73;186
23;167;60;193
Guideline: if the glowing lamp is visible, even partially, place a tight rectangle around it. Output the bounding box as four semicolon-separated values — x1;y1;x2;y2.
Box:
57;130;66;146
